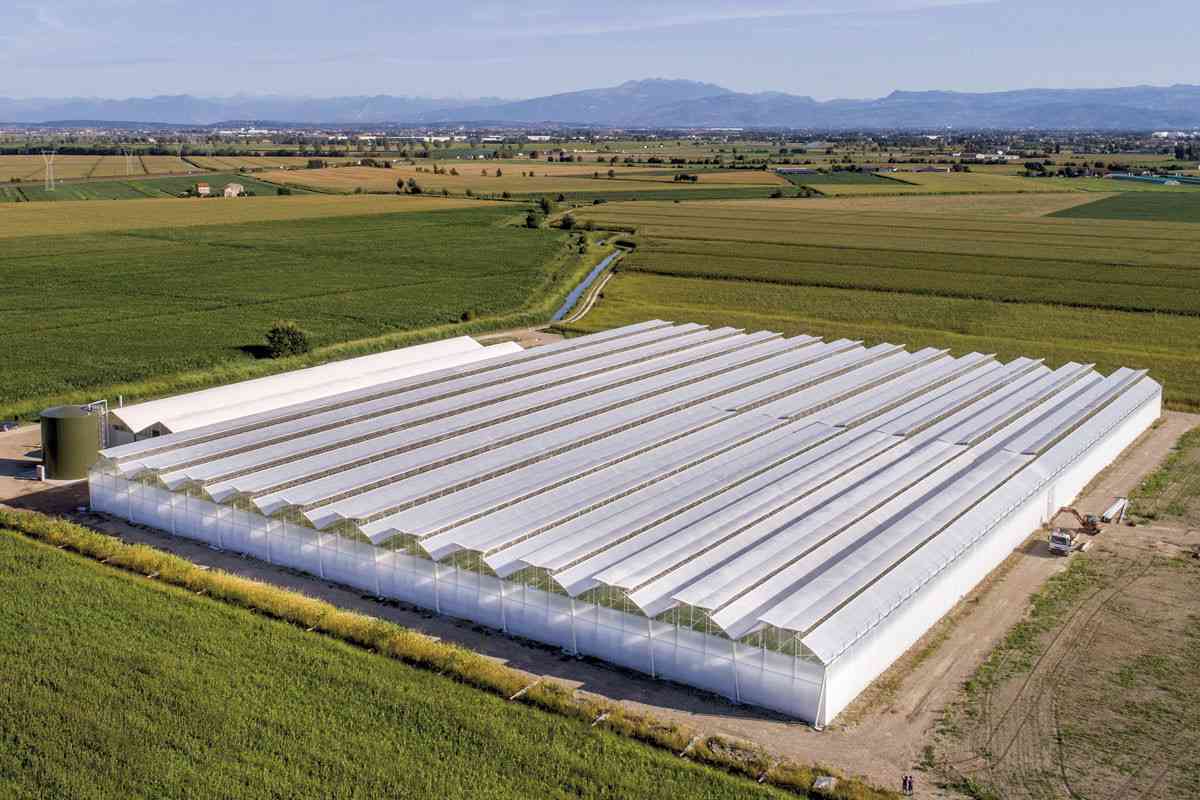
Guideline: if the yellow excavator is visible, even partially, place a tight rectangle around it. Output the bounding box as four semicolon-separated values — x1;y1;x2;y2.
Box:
1047;507;1102;555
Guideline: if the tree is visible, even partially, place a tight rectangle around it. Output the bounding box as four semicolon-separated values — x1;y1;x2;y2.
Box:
406;177;422;194
495;168;503;177
264;320;310;358
525;210;541;228
537;196;554;214
607;168;615;178
560;213;576;230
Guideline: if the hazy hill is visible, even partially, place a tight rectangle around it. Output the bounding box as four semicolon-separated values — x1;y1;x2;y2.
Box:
4;79;1200;129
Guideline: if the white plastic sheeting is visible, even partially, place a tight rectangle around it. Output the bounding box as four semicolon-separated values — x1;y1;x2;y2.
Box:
91;320;1161;725
109;336;523;439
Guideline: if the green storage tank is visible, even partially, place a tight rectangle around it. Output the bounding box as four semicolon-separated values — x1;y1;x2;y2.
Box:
40;405;101;480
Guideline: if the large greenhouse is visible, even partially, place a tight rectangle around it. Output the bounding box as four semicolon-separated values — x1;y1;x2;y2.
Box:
90;320;1161;725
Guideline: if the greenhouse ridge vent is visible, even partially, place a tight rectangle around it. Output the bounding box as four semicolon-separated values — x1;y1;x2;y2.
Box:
89;321;1161;725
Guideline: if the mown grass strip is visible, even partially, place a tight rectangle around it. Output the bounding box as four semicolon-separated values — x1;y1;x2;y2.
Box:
0;507;895;800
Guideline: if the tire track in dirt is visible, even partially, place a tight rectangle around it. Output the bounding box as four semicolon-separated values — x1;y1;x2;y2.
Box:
947;551;1156;795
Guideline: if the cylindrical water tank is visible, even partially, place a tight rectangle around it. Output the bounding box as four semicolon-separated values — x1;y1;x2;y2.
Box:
39;406;101;480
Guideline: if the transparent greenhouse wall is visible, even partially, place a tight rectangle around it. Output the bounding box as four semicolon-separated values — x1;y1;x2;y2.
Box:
89;472;825;721
820;388;1161;725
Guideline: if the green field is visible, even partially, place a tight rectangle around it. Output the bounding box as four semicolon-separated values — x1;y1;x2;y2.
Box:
0;529;795;800
1051;191;1200;223
543;186;788;202
0;204;576;417
778;172;900;186
567;199;1200;410
6;173;299;202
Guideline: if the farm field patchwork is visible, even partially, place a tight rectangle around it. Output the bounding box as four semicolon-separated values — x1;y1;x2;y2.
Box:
0;194;474;238
262;165;779;199
565;272;1200;410
186;155;362;171
0;204;575;416
778;171;898;185
4;172;294;203
802;172;1073;195
0;530;793;800
0;153;198;183
567;198;1200;409
1050;190;1200;223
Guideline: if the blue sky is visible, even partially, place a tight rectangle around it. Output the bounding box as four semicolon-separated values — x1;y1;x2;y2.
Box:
2;0;1195;99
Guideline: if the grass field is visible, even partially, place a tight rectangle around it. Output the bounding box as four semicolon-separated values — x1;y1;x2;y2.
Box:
3;172;294;203
1051;191;1200;223
0;203;579;417
0;529;801;800
566;198;1200;409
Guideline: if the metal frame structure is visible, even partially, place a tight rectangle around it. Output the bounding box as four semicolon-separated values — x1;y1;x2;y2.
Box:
90;321;1161;724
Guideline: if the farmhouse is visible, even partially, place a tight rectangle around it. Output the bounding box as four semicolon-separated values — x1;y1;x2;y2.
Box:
90;321;1160;726
223;183;245;197
194;182;210;196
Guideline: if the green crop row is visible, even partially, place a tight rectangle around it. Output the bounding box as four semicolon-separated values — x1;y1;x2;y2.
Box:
0;206;579;417
561;272;1200;411
1052;191;1200;223
624;242;1200;316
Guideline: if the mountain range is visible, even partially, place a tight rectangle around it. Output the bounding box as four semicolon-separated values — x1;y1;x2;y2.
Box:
4;79;1200;129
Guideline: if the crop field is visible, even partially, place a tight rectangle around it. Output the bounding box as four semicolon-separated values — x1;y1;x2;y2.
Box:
811;172;1073;196
1051;191;1200;223
779;171;897;185
2;172;294;203
263;165;776;199
0;153;195;182
746;193;1105;216
653;169;788;185
0;194;474;238
0;155;104;182
0;203;574;416
567;198;1200;409
0;530;794;800
186;155;361;171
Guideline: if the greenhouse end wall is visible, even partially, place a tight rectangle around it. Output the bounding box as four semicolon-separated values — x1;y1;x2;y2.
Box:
819;387;1161;723
88;472;826;721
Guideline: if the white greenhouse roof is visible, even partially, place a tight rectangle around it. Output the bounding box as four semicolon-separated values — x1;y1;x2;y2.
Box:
109;336;521;436
98;321;1161;664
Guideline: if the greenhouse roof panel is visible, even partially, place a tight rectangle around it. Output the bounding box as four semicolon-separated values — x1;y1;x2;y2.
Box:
100;322;1162;666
